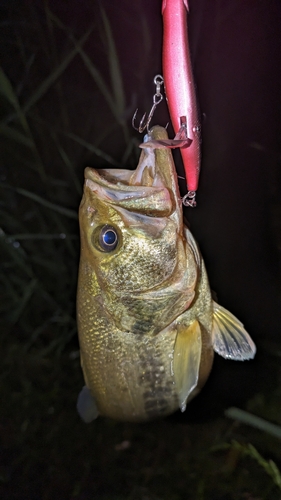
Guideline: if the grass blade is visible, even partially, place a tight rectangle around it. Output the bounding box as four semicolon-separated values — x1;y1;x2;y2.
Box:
229;441;281;491
0;122;35;149
51;134;82;195
17;187;78;219
11;278;38;325
66;131;121;166
7;233;78;241
0;67;47;180
225;407;281;440
1;184;78;219
22;26;93;114
0;66;21;108
75;46;117;118
46;10;117;119
100;7;126;119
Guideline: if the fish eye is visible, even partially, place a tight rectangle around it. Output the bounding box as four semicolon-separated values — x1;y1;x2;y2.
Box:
98;225;118;252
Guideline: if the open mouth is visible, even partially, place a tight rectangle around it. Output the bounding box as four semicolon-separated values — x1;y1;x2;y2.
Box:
85;132;166;190
84;137;174;216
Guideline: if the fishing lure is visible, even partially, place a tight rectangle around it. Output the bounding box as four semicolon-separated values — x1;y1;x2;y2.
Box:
162;0;200;205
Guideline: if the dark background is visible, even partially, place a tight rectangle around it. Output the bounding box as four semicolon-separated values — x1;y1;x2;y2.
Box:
1;1;281;498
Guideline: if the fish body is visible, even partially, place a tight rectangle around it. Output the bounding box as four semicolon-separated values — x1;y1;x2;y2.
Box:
162;0;200;192
76;126;256;423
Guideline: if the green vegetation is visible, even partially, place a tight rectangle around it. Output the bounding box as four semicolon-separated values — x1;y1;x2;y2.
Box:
1;2;281;499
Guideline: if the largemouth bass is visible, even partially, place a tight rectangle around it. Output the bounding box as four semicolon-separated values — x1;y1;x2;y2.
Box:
76;126;256;423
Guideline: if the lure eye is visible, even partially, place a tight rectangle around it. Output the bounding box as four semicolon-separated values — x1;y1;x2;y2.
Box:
98;225;118;252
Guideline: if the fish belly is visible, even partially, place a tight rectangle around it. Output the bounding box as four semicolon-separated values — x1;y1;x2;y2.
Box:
78;300;179;421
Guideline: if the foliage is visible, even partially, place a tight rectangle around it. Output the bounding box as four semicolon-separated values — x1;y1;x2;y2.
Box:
0;0;139;354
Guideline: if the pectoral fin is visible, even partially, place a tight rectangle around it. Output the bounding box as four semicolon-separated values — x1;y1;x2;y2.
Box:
173;320;202;413
77;385;99;423
212;301;256;360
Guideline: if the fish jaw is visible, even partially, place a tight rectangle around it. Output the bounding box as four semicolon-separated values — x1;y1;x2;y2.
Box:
77;126;198;336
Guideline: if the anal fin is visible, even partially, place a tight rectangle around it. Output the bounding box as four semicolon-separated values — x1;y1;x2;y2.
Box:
173;320;202;413
212;301;256;360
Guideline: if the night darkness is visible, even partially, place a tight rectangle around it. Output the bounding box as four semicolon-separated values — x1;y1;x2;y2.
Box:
1;1;281;499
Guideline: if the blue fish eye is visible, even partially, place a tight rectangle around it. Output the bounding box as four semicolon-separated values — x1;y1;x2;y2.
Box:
99;225;118;252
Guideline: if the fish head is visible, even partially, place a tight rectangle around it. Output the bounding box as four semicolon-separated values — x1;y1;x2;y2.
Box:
78;126;197;335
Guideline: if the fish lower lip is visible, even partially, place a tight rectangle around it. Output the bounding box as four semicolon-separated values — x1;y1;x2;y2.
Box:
84;165;173;216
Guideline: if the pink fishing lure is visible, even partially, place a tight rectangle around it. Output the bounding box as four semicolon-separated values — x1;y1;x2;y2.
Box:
162;0;200;194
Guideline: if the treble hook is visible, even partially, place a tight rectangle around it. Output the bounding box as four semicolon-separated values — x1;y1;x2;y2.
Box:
132;75;164;133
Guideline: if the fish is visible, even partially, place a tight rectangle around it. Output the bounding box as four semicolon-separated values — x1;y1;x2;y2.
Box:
76;125;256;423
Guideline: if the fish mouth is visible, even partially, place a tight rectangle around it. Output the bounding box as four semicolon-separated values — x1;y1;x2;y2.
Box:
85;125;170;188
84;126;181;216
84;167;172;217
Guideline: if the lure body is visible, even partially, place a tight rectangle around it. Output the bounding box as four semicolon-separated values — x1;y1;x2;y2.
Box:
76;126;256;423
162;0;200;192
